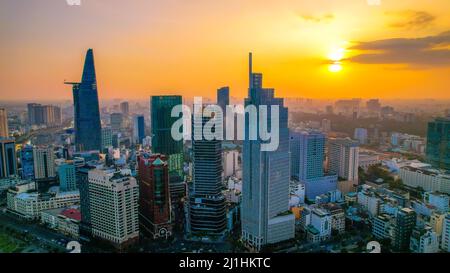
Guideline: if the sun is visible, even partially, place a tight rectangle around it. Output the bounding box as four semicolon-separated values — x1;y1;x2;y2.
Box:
328;48;345;62
329;63;342;72
327;46;346;73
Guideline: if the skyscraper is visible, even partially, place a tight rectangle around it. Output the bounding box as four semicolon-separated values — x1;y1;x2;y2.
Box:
0;138;17;179
328;138;359;181
26;104;62;126
120;101;129;116
20;145;34;180
138;153;172;239
0;108;8;138
290;131;337;200
101;127;113;150
33;146;56;180
217;87;230;112
217;87;230;139
66;49;102;152
110;113;123;132
189;111;227;236
290;131;325;181
88;169;139;248
133;115;145;145
241;53;295;251
426;116;450;170
58;161;77;192
151;96;185;201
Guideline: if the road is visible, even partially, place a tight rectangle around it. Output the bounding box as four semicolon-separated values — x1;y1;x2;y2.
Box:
0;210;71;252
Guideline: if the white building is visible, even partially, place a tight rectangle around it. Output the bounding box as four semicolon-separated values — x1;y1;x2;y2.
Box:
7;186;79;220
33;146;56;179
359;152;380;170
328;138;359;182
41;207;81;238
88;169;139;248
223;150;240;178
399;165;450;194
310;207;332;241
357;189;383;217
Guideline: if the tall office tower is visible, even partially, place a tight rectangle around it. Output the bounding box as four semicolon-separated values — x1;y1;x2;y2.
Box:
328;138;359;181
42;105;62;126
0;108;8;138
77;163;97;239
151;96;185;201
58;161;77;192
189;112;227;236
27;103;44;125
0;138;17;178
217;86;230;112
110;113;123;131
426;116;450;170
138;154;172;239
101;127;113;150
241;53;295;251
120;101;129;116
393;208;416;251
88;169;139;248
133;115;145;145
20;145;34;180
66;49;102;152
217;87;230;139
26;104;61;126
290;131;325;181
290;131;337;200
33;146;56;179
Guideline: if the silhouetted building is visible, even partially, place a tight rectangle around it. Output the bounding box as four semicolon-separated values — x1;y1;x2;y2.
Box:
133;115;145;145
0;138;17;178
67;49;102;152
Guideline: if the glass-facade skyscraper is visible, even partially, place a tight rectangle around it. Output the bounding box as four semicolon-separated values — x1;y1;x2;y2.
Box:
189;112;227;236
68;49;102;152
151;96;185;201
241;53;294;251
133;115;145;145
20;145;34;180
426;116;450;170
290;130;337;201
0;138;17;179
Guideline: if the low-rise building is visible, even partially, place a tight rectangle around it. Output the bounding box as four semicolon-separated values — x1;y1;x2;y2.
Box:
7;185;79;220
410;226;439;253
41;207;81;238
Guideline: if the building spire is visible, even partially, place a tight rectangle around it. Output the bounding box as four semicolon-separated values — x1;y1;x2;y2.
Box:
81;48;96;85
249;52;253;89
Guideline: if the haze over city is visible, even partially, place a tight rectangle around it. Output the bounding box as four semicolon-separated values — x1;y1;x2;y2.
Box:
2;0;450;101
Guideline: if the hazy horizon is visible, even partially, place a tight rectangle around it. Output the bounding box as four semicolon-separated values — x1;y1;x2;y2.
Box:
2;0;450;100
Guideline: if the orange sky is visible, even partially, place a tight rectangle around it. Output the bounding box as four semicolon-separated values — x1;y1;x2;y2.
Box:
1;0;450;101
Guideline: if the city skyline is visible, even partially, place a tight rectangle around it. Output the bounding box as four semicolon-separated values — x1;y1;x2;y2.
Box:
2;0;450;101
